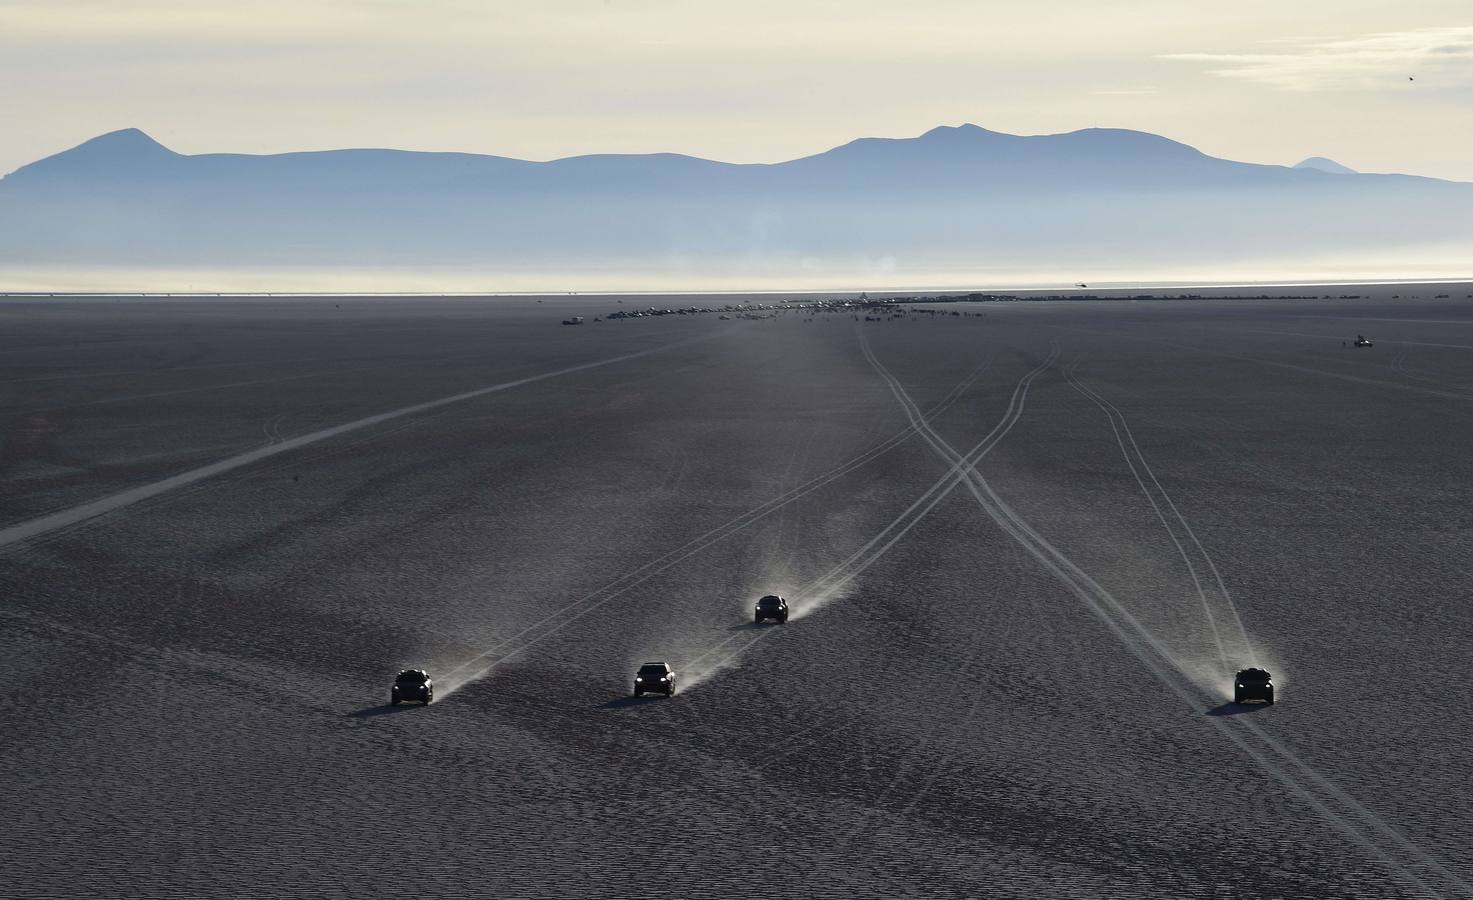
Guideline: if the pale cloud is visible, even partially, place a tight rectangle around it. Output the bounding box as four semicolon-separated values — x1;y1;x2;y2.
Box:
1166;25;1473;91
0;0;375;41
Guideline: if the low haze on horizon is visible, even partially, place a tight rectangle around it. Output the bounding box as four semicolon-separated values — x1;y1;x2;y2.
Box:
3;0;1473;180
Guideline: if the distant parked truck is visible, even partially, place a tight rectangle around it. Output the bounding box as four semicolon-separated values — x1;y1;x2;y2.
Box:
563;316;584;325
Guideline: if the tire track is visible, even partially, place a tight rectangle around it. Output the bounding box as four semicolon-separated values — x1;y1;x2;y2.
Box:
816;332;1055;822
437;356;995;695
678;348;1058;693
0;336;714;551
846;564;1024;833
1050;321;1473;405
11;345;555;414
1386;347;1473;394
863;334;1469;899
1062;362;1256;675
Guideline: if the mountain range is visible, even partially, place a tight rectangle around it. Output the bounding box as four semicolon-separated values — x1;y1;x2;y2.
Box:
1;125;1467;285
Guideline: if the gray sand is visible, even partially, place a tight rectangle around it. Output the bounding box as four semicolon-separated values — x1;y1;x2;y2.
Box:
3;292;1472;898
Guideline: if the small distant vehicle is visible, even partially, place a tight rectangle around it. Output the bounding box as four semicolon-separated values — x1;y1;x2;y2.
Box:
633;662;676;697
754;594;789;624
562;316;584;325
1233;668;1274;705
390;669;433;705
1354;335;1373;347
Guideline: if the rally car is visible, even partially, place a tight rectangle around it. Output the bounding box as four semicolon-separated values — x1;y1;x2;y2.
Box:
754;594;789;624
1233;667;1274;705
633;662;676;697
390;669;434;706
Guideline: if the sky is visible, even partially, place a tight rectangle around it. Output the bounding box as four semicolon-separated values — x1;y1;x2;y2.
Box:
3;0;1473;180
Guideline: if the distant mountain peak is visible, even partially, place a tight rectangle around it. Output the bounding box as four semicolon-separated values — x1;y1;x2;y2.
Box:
1294;156;1357;175
918;123;997;139
5;127;178;180
75;128;172;154
801;122;1210;169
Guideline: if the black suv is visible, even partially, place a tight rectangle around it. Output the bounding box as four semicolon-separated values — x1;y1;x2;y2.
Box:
1354;335;1374;347
754;594;789;624
391;669;434;705
633;662;676;697
1233;668;1274;705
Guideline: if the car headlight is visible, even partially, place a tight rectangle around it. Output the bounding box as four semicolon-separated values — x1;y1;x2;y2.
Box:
635;677;643;682
659;676;668;681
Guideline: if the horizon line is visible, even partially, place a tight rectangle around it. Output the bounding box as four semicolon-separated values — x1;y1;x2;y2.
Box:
4;276;1472;299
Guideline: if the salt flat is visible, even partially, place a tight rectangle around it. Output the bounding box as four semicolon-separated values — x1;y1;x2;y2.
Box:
3;291;1472;898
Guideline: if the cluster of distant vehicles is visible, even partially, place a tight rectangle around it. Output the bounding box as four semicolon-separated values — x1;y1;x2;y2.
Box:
387;594;1274;709
604;304;782;320
580;298;895;324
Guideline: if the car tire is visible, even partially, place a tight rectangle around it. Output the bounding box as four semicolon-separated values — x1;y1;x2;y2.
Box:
755;615;763;625
634;689;643;697
391;696;399;706
1233;691;1242;704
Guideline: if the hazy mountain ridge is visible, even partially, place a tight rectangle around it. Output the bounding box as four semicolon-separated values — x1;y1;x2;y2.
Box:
5;124;1429;188
1294;156;1359;176
1;125;1468;277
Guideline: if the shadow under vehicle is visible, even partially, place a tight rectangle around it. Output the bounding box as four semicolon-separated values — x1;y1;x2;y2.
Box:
390;669;434;705
633;662;676;697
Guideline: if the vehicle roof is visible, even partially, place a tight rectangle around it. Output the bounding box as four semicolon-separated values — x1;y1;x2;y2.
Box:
397;668;428;676
757;594;786;602
1235;667;1271;677
638;661;671;669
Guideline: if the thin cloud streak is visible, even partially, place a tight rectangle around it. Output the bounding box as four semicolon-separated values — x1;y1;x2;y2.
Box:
1166;25;1473;91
